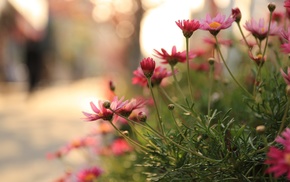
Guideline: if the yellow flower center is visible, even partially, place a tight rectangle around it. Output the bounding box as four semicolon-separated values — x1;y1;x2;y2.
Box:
84;174;95;182
256;54;263;59
260;27;265;33
285;153;290;165
209;22;221;29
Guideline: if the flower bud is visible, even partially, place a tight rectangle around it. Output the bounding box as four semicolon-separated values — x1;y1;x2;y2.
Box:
137;112;147;122
256;125;266;134
232;8;242;23
168;104;175;110
109;80;115;92
208;57;215;65
140;57;156;78
268;3;276;12
103;101;111;109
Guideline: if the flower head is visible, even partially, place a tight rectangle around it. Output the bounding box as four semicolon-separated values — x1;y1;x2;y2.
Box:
132;66;174;87
231;8;242;23
200;13;234;36
281;42;290;54
154;46;196;66
176;19;200;38
281;67;290;85
140;57;156;78
244;18;280;40
265;128;290;179
248;50;265;66
82;97;126;122
76;166;102;182
116;98;146;117
110;138;133;156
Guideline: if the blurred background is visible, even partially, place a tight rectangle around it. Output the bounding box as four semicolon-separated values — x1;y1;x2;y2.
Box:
0;0;282;181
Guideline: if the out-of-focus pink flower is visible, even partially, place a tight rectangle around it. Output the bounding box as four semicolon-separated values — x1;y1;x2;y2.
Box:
140;57;156;78
203;37;232;46
285;0;290;8
244;18;280;40
231;8;241;23
76;166;103;182
248;50;265;66
53;172;72;182
110;138;133;155
190;62;210;72
272;12;284;23
132;66;174;87
281;67;290;85
46;148;68;160
116;98;146;117
154;46;196;66
176;19;200;38
200;13;234;35
82;97;126;122
265;128;290;179
281;42;290;54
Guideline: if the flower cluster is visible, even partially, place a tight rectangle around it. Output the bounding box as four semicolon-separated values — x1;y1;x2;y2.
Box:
49;2;290;181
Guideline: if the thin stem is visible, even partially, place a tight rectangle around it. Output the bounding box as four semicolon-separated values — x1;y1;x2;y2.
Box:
214;36;252;97
170;110;189;143
186;37;194;102
148;78;165;135
170;65;186;99
208;63;214;116
262;11;273;59
109;121;151;153
278;98;290;135
236;22;250;49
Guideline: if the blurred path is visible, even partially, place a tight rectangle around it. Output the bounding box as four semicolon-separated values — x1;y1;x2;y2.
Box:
0;78;108;182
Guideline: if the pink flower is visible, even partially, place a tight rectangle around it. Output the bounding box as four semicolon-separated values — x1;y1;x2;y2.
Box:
110;138;133;155
285;0;290;8
281;42;290;54
281;67;290;85
132;66;174;87
203;37;232;46
82;97;126;122
244;18;280;40
116;98;146;117
175;19;200;38
200;13;234;35
140;57;156;78
248;50;265;66
265;128;290;179
154;46;196;66
76;166;102;182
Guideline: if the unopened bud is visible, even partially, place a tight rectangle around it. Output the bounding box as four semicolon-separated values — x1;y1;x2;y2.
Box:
168;104;175;110
137;112;147;122
232;8;242;23
256;125;266;134
208;57;215;65
109;80;115;92
103;101;111;109
268;3;276;12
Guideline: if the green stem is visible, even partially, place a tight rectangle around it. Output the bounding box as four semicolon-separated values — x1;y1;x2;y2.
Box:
262;11;273;59
170;65;186;99
186;37;194;102
148;78;165;135
214;36;252;97
278;98;290;135
109;121;151;153
208;63;214;116
170;110;189;143
236;22;250;49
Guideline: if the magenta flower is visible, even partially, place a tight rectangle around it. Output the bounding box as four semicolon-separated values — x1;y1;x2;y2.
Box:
82;97;126;122
76;166;103;182
281;42;290;54
175;19;200;38
116;98;146;117
281;67;290;85
140;57;156;78
244;18;280;40
265;128;290;179
285;0;290;8
132;66;174;87
154;46;196;66
200;13;234;36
